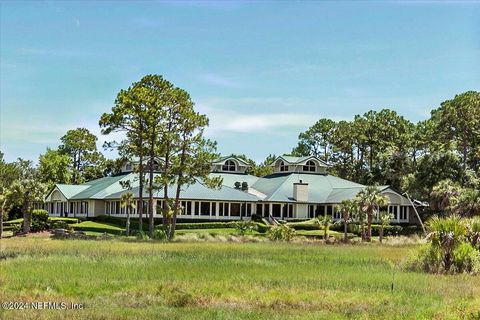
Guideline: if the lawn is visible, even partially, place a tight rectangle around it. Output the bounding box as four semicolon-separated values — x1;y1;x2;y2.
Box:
1;238;479;320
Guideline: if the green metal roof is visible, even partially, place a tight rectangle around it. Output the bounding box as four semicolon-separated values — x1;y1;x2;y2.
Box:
55;184;90;199
70;174;130;200
49;169;407;205
210;172;260;189
252;172;365;203
105;182;258;202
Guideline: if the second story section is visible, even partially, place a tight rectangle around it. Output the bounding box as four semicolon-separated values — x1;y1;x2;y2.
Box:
120;157;164;173
211;155;251;174
271;155;329;174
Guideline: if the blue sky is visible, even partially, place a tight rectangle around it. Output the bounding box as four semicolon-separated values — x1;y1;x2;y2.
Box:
1;1;479;163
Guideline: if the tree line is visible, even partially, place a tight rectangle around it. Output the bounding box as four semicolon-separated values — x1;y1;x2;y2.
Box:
290;91;480;215
0;77;478;239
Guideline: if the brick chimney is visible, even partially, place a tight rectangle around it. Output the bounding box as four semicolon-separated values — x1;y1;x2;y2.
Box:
293;180;308;202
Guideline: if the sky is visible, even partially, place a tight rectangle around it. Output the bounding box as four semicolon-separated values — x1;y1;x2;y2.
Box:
1;1;479;163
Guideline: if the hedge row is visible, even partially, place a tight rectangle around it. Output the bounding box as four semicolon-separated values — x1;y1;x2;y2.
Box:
287;220;421;236
92;215;271;233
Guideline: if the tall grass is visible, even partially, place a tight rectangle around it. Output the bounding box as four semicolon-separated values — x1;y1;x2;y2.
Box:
0;238;479;319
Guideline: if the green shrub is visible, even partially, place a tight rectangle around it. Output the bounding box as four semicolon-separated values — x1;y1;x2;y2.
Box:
31;210;49;232
50;220;69;230
452;242;480;273
370;224;403;236
136;231;150;240
10;223;21;235
408;243;442;273
255;223;270;234
267;224;296;241
409;215;480;274
153;228;168;241
234;221;255;235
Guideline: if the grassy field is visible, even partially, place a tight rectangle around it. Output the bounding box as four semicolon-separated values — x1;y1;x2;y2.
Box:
1;238;479;320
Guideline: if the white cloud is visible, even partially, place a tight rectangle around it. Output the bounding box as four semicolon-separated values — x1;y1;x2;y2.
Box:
211;112;316;134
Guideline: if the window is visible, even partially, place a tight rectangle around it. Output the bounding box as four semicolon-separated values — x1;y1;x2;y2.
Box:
272;204;281;218
303;160;316;172
333;208;341;220
194;202;199;215
212;203;217;216
326;205;333;216
125;164;132;171
222;160;236;172
224;203;230;216
288;204;294;218
200;202;210;216
246;203;252;217
400;206;408;220
389;205;399;220
279;161;288;172
263;204;269;217
231;203;241;216
256;204;262;216
219;202;224;216
186;201;192;215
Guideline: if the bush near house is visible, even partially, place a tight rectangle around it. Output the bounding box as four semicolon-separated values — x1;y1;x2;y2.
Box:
92;215;271;234
2;216;79;234
286;219;419;237
30;209;49;232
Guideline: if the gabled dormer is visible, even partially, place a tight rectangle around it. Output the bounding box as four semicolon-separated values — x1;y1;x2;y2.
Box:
121;157;165;173
271;155;329;174
211;155;251;174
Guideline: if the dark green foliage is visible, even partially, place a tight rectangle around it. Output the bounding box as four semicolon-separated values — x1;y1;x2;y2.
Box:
153;228;168;241
292;91;480;206
58;128;107;183
50;220;69;230
31;209;49;232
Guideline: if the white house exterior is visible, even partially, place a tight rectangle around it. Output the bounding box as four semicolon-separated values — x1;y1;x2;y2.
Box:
43;155;420;225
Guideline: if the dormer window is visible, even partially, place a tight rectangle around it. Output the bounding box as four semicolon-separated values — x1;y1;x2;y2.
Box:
222;160;236;172
303;160;316;172
280;161;289;172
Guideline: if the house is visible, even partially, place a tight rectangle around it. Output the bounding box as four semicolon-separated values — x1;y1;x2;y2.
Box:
42;155;421;224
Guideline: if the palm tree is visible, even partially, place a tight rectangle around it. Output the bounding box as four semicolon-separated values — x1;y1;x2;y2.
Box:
314;215;333;240
338;200;356;242
356;186;389;242
120;192;135;236
427;215;467;272
466;217;480;249
352;206;367;241
378;211;393;243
